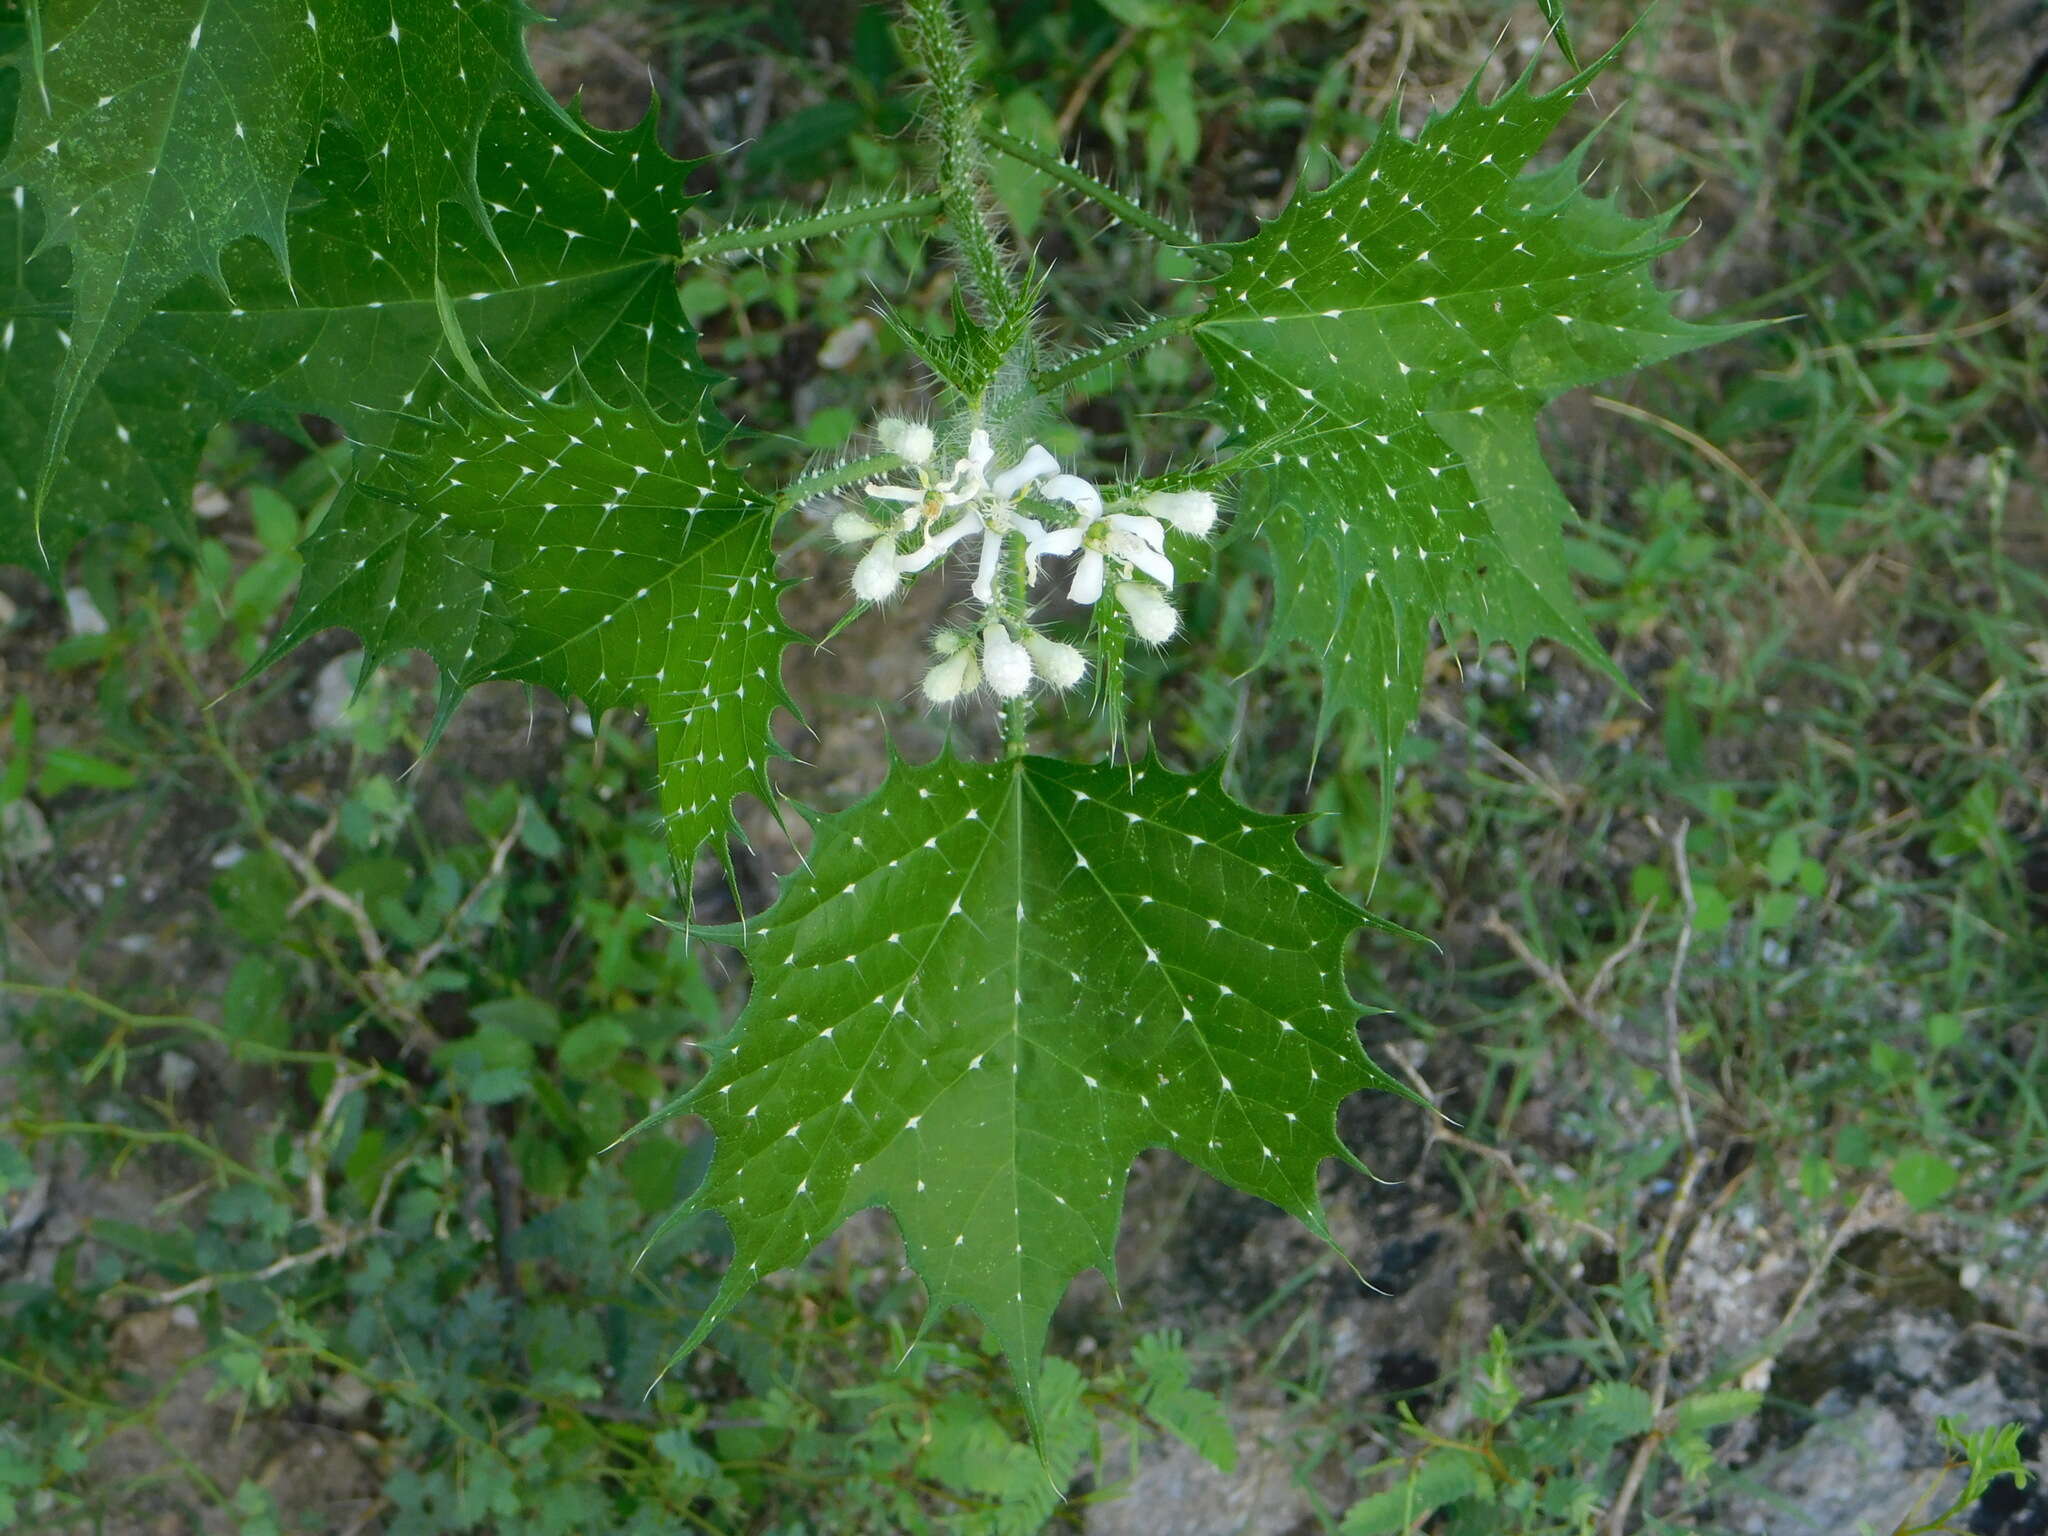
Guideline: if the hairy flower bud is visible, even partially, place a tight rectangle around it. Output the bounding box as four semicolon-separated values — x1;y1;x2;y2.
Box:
876;416;935;466
1115;581;1178;644
922;646;980;705
852;540;903;603
833;509;882;544
1021;629;1087;690
981;625;1035;698
1142;488;1218;539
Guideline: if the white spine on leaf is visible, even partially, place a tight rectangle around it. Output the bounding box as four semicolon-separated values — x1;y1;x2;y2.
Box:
1143;488;1218;538
852;540;903;603
1022;629;1086;690
1116;581;1178;643
980;625;1035;698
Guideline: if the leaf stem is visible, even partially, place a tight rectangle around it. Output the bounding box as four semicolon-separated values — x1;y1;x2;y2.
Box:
675;195;943;264
1031;312;1196;395
980;125;1209;255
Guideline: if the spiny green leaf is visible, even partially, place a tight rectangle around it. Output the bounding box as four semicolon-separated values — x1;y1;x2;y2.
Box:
271;372;796;867
1;20;203;565
0;0;566;522
880;268;1042;404
0;183;204;566
1195;48;1747;791
645;751;1412;1433
5;72;711;568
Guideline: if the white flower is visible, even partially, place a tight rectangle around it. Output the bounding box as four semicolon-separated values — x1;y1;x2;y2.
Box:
1038;472;1103;518
962;442;1057;605
1115;580;1178;643
923;631;981;705
1044;511;1173;606
867;427;994;529
1143;488;1218;538
894;513;979;574
876;416;935;466
1021;628;1087;690
980;624;1034;698
992;444;1059;500
1067;544;1109;606
849;428;996;596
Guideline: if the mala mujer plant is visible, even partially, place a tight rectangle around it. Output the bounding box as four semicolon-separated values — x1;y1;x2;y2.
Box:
0;0;1740;1436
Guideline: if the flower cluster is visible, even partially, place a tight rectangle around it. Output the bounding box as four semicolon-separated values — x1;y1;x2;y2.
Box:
834;417;1219;708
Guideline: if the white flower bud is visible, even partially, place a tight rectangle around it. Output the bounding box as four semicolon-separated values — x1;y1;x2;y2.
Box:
1021;629;1087;690
832;510;881;544
1142;488;1219;538
980;625;1035;698
923;647;980;705
876;417;935;466
852;540;904;603
1115;581;1178;644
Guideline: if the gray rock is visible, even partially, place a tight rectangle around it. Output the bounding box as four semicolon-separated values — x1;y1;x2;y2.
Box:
1722;1299;2047;1535
1086;1410;1313;1536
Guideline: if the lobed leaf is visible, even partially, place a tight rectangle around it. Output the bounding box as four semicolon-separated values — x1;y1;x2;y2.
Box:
272;373;796;867
641;751;1414;1432
0;0;567;522
4;58;712;567
1195;48;1748;792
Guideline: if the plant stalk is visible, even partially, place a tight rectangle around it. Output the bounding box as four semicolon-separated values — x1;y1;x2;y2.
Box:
999;525;1033;759
903;0;1020;325
980;125;1209;255
676;195;943;264
774;452;900;520
1031;312;1196;395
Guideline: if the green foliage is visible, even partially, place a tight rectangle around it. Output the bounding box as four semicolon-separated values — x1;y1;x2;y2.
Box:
0;0;1809;1490
1340;1352;1764;1536
3;0;562;526
272;373;793;864
5;0;2046;1529
1936;1417;2034;1517
3;43;712;571
645;751;1409;1426
1195;51;1742;787
1130;1329;1236;1472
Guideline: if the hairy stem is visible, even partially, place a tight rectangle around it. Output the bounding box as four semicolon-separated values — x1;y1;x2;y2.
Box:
1031;312;1196;395
903;0;1019;324
676;194;943;264
980;125;1209;254
999;526;1033;759
774;452;900;519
